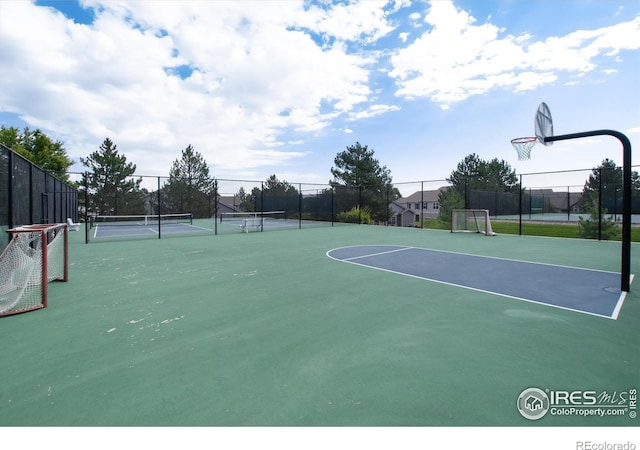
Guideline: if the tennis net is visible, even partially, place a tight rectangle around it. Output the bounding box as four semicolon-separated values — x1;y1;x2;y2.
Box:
90;213;193;227
219;211;286;223
218;211;286;232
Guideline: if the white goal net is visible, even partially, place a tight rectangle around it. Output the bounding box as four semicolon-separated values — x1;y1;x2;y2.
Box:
450;209;496;236
0;223;68;316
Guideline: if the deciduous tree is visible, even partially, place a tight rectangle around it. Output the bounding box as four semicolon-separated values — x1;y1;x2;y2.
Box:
0;125;73;181
439;153;519;221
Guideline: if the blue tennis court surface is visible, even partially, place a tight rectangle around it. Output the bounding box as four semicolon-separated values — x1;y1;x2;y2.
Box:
327;245;631;319
92;221;211;238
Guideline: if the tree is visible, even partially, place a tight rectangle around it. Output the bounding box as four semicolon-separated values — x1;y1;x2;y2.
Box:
330;142;400;223
336;206;372;224
578;159;640;214
0;125;73;181
576;158;640;240
578;199;620;240
80;138;144;215
439;153;519;221
437;188;465;223
256;174;299;212
0;125;20;150
236;187;254;212
264;174;297;194
161;145;216;218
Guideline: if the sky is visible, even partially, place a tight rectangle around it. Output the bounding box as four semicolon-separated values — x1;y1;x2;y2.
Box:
0;0;639;195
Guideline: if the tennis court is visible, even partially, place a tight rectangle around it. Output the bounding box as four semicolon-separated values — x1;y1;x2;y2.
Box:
90;213;212;239
89;212;332;240
1;224;638;427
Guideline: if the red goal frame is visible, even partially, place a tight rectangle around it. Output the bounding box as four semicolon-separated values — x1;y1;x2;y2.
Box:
0;223;68;316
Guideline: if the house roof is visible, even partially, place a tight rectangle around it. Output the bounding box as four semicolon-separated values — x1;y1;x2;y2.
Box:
217;195;242;212
398;188;447;203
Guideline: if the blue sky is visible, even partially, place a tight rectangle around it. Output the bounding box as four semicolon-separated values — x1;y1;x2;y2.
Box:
0;0;638;193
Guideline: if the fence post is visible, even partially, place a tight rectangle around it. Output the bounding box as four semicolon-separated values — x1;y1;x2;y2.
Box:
519;175;523;236
84;172;89;244
157;176;162;239
214;182;218;236
358;185;362;223
420;181;424;228
598;168;602;241
332;187;335;227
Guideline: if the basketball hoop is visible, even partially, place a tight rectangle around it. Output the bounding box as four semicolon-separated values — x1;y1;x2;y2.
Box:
511;137;537;161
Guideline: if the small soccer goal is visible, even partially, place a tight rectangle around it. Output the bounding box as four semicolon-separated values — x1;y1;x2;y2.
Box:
0;223;69;317
450;209;496;236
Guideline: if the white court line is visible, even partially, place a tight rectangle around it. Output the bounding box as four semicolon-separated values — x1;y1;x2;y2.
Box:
611;274;634;320
341;246;413;261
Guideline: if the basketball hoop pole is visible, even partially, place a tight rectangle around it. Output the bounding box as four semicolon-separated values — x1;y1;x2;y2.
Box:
544;129;632;292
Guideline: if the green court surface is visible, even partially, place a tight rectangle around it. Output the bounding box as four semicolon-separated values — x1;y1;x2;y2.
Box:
1;224;639;427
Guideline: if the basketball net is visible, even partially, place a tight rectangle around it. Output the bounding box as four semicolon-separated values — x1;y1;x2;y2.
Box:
511;137;537;161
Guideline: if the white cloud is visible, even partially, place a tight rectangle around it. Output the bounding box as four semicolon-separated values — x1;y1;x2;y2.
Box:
388;2;640;109
0;0;637;183
348;104;400;120
297;0;396;43
0;0;396;176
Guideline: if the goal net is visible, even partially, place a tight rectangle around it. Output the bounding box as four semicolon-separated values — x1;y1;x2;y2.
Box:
0;223;68;317
450;209;496;236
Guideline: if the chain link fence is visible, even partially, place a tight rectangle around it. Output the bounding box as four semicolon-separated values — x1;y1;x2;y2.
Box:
1;144;78;250
4;152;640;248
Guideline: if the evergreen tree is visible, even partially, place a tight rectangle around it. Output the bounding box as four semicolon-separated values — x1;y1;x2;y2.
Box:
578;198;620;240
80;138;144;215
161;145;216;218
258;174;299;212
330;142;399;223
236;187;255;212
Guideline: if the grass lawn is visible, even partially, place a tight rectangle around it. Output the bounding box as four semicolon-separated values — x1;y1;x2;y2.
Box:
417;218;640;241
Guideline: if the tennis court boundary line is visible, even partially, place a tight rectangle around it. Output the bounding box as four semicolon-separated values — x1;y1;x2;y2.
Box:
327;245;630;320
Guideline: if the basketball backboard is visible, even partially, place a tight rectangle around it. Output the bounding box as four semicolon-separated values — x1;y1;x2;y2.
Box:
535;102;553;146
